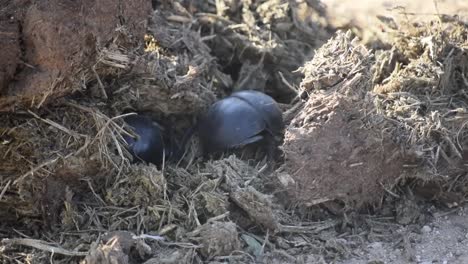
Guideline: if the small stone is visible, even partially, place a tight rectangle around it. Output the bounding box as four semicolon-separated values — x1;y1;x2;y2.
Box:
241;234;263;257
421;225;432;233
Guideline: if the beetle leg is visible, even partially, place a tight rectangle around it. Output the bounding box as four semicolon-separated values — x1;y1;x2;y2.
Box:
262;133;283;169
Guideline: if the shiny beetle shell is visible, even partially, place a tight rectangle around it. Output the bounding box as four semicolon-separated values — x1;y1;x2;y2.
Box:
122;114;166;166
231;90;284;136
198;90;284;154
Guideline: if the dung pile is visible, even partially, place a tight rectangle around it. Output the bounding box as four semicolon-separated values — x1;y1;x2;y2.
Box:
110;8;226;115
371;19;468;178
280;31;417;210
280;17;468;210
192;0;331;101
1;0;467;263
0;1;336;263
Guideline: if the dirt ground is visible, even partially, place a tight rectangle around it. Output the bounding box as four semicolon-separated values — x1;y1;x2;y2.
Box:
0;0;467;263
338;205;468;264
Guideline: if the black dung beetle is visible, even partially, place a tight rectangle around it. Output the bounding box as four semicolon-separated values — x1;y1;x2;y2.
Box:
197;90;284;158
122;114;171;167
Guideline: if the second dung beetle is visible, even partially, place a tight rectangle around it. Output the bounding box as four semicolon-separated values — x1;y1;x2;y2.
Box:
197;90;285;159
121;114;174;168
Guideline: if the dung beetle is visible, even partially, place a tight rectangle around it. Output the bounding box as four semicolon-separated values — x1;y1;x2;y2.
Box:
122;114;172;167
197;90;284;159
